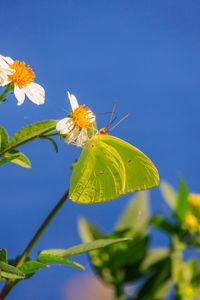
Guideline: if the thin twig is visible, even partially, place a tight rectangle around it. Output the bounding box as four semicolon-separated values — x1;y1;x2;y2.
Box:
0;189;69;299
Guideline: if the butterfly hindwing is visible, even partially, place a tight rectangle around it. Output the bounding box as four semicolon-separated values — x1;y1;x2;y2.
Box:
69;135;159;203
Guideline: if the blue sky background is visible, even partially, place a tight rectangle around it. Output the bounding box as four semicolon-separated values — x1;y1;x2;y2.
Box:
0;1;200;299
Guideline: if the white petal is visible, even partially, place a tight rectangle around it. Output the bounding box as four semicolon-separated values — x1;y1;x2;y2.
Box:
0;55;14;65
0;71;8;86
0;65;13;85
76;129;88;147
0;56;10;69
0;80;10;87
56;118;69;131
65;127;79;144
60;127;73;135
90;116;96;122
87;112;95;122
4;56;14;64
56;117;74;134
32;82;45;95
67;91;79;111
1;55;14;65
23;82;45;105
14;85;25;105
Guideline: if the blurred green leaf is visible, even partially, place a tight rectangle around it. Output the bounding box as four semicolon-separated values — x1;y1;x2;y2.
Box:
151;215;176;235
115;192;149;233
135;257;172;300
141;248;169;272
0;127;9;151
78;218;105;243
160;181;177;209
39;238;131;260
0;249;8;263
172;257;200;299
38;255;84;270
2;120;57;152
152;279;174;299
172;256;195;285
86;231;149;285
3;150;31;168
176;179;189;221
0;261;25;279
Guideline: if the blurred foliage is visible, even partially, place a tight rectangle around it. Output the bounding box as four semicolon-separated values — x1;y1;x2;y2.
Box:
78;184;200;300
2;176;200;300
0;237;130;294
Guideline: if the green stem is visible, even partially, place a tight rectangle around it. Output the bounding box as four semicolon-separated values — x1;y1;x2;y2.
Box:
0;189;69;299
0;84;13;103
42;133;60;137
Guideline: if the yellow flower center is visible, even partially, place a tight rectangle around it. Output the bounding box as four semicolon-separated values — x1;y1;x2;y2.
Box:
184;213;198;229
8;61;35;88
73;105;94;128
188;193;200;208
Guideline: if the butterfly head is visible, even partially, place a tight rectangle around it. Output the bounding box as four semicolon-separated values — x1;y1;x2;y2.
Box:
99;127;109;135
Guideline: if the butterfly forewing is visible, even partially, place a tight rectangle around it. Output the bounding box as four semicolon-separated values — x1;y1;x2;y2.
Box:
69;135;159;203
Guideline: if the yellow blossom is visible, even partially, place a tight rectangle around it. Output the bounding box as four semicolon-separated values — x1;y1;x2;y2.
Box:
188;193;200;208
0;54;45;105
184;213;198;230
56;91;96;147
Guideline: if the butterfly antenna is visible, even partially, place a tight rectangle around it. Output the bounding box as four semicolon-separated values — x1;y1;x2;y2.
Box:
109;113;130;131
105;101;117;129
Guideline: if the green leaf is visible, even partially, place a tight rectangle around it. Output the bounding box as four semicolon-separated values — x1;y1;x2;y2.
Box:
160;181;177;209
135;257;171;300
0;127;9;151
115;192;149;233
176;179;189;221
153;279;174;299
3;120;58;152
3;150;31;168
19;261;46;275
0;249;8;263
141;248;169;272
78;218;105;243
0;261;25;279
38;255;84;270
0;155;20;166
39;238;131;260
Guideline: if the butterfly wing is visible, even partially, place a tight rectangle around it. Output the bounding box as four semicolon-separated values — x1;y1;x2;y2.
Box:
69;135;159;203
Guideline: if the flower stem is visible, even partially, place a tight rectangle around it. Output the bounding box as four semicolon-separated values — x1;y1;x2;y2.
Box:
0;84;13;103
0;189;69;299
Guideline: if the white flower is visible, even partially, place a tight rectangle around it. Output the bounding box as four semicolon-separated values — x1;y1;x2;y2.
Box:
0;54;45;105
56;91;96;147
